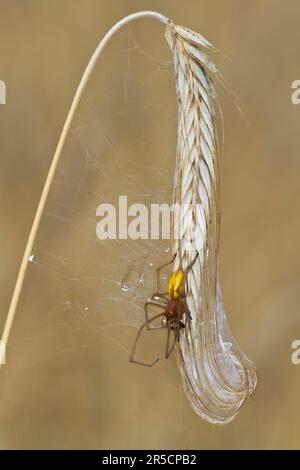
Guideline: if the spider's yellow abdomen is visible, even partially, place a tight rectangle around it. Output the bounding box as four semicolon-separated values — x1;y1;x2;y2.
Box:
168;270;185;299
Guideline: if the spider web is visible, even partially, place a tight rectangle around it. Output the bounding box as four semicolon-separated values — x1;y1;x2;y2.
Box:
31;28;175;342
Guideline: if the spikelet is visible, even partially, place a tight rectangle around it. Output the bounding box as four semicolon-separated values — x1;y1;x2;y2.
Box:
166;22;257;424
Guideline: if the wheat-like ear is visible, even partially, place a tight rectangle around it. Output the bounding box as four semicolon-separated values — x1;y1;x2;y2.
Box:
166;22;257;424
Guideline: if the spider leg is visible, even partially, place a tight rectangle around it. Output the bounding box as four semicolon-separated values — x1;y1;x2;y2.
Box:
179;296;192;321
165;324;178;359
155;254;176;293
177;252;198;321
186;309;192;321
185;251;199;274
130;313;164;367
144;301;166;330
151;292;169;303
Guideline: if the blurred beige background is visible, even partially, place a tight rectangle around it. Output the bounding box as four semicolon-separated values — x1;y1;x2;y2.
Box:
0;0;300;449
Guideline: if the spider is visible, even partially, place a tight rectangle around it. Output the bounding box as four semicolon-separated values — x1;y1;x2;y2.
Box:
129;252;199;367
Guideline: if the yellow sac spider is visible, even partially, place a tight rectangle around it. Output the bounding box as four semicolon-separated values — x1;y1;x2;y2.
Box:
130;252;199;367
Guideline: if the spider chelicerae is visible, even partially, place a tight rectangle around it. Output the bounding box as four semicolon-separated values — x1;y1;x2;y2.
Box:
129;252;199;367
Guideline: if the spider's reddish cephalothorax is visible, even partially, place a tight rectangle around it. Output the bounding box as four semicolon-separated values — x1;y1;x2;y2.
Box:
130;252;198;367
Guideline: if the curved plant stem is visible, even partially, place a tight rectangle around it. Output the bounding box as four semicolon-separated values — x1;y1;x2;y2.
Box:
1;10;169;368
